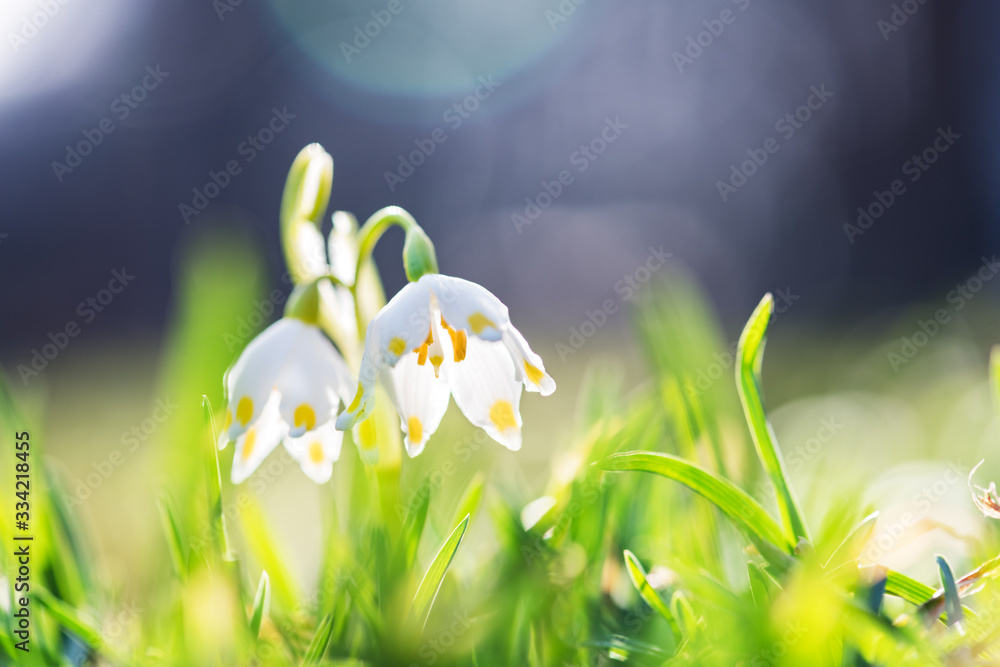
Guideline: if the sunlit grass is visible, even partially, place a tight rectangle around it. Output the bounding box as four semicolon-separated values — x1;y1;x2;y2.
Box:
5;165;1000;665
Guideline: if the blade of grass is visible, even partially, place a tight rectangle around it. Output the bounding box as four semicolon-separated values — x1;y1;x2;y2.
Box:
240;497;301;612
670;591;698;643
451;473;485;529
249;570;271;638
202;395;232;561
747;562;773;609
623;550;682;647
411;514;469;630
302;614;334;664
824;511;879;570
736;294;810;544
34;585;129;664
399;478;432;571
884;569;974;623
157;494;188;578
936;556;963;628
600;452;794;568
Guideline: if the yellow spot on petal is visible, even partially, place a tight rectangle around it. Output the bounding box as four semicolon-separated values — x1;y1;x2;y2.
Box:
358;416;377;450
468;312;496;335
524;361;544;386
241;429;257;462
222;410;233;432
236;397;254;426
347;385;364;413
489;400;517;432
408;416;423;444
294;404;316;432
388;337;407;356
429;355;443;378
308;441;324;464
453;329;467;362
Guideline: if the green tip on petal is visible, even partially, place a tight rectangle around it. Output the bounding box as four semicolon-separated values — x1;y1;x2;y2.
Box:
402;226;439;282
285;279;322;324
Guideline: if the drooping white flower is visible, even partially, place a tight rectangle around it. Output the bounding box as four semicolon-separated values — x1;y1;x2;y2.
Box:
219;317;355;483
335;273;555;456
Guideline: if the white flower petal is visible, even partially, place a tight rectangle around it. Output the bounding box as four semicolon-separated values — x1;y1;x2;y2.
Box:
231;393;287;484
328;211;358;286
285;420;343;483
224;318;300;442
288;221;328;282
425;274;510;342
448;336;523;451
319;278;358;350
388;351;451;457
502;325;556;396
276;325;353;437
336;280;433;430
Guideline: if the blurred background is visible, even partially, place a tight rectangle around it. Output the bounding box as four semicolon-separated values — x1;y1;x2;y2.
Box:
3;0;1000;631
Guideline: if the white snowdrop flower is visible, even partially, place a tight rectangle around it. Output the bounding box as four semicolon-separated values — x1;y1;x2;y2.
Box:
219;315;355;483
335;273;555;456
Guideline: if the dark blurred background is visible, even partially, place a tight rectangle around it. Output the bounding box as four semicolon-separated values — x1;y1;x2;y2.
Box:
1;0;996;358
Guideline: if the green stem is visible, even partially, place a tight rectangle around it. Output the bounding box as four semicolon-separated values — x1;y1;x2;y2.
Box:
355;206;438;285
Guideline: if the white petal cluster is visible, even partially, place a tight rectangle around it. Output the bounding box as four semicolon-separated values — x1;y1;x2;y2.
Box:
219;318;355;483
336;274;555;456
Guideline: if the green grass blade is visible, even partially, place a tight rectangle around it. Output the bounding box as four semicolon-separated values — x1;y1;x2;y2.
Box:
399;479;432;571
302;614;334;664
202;395;232;560
600;452;794;566
823;511;879;570
34;585;129;663
623;550;682;646
411;514;470;630
670;591;698;642
157;494;188;578
884;569;935;606
736;294;811;545
747;562;773;609
249;570;271;638
240;498;300;612
936;556;963;627
884;569;973;624
452;472;486;529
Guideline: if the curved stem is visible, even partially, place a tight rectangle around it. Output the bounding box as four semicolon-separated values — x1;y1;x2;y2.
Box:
353;206;419;287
